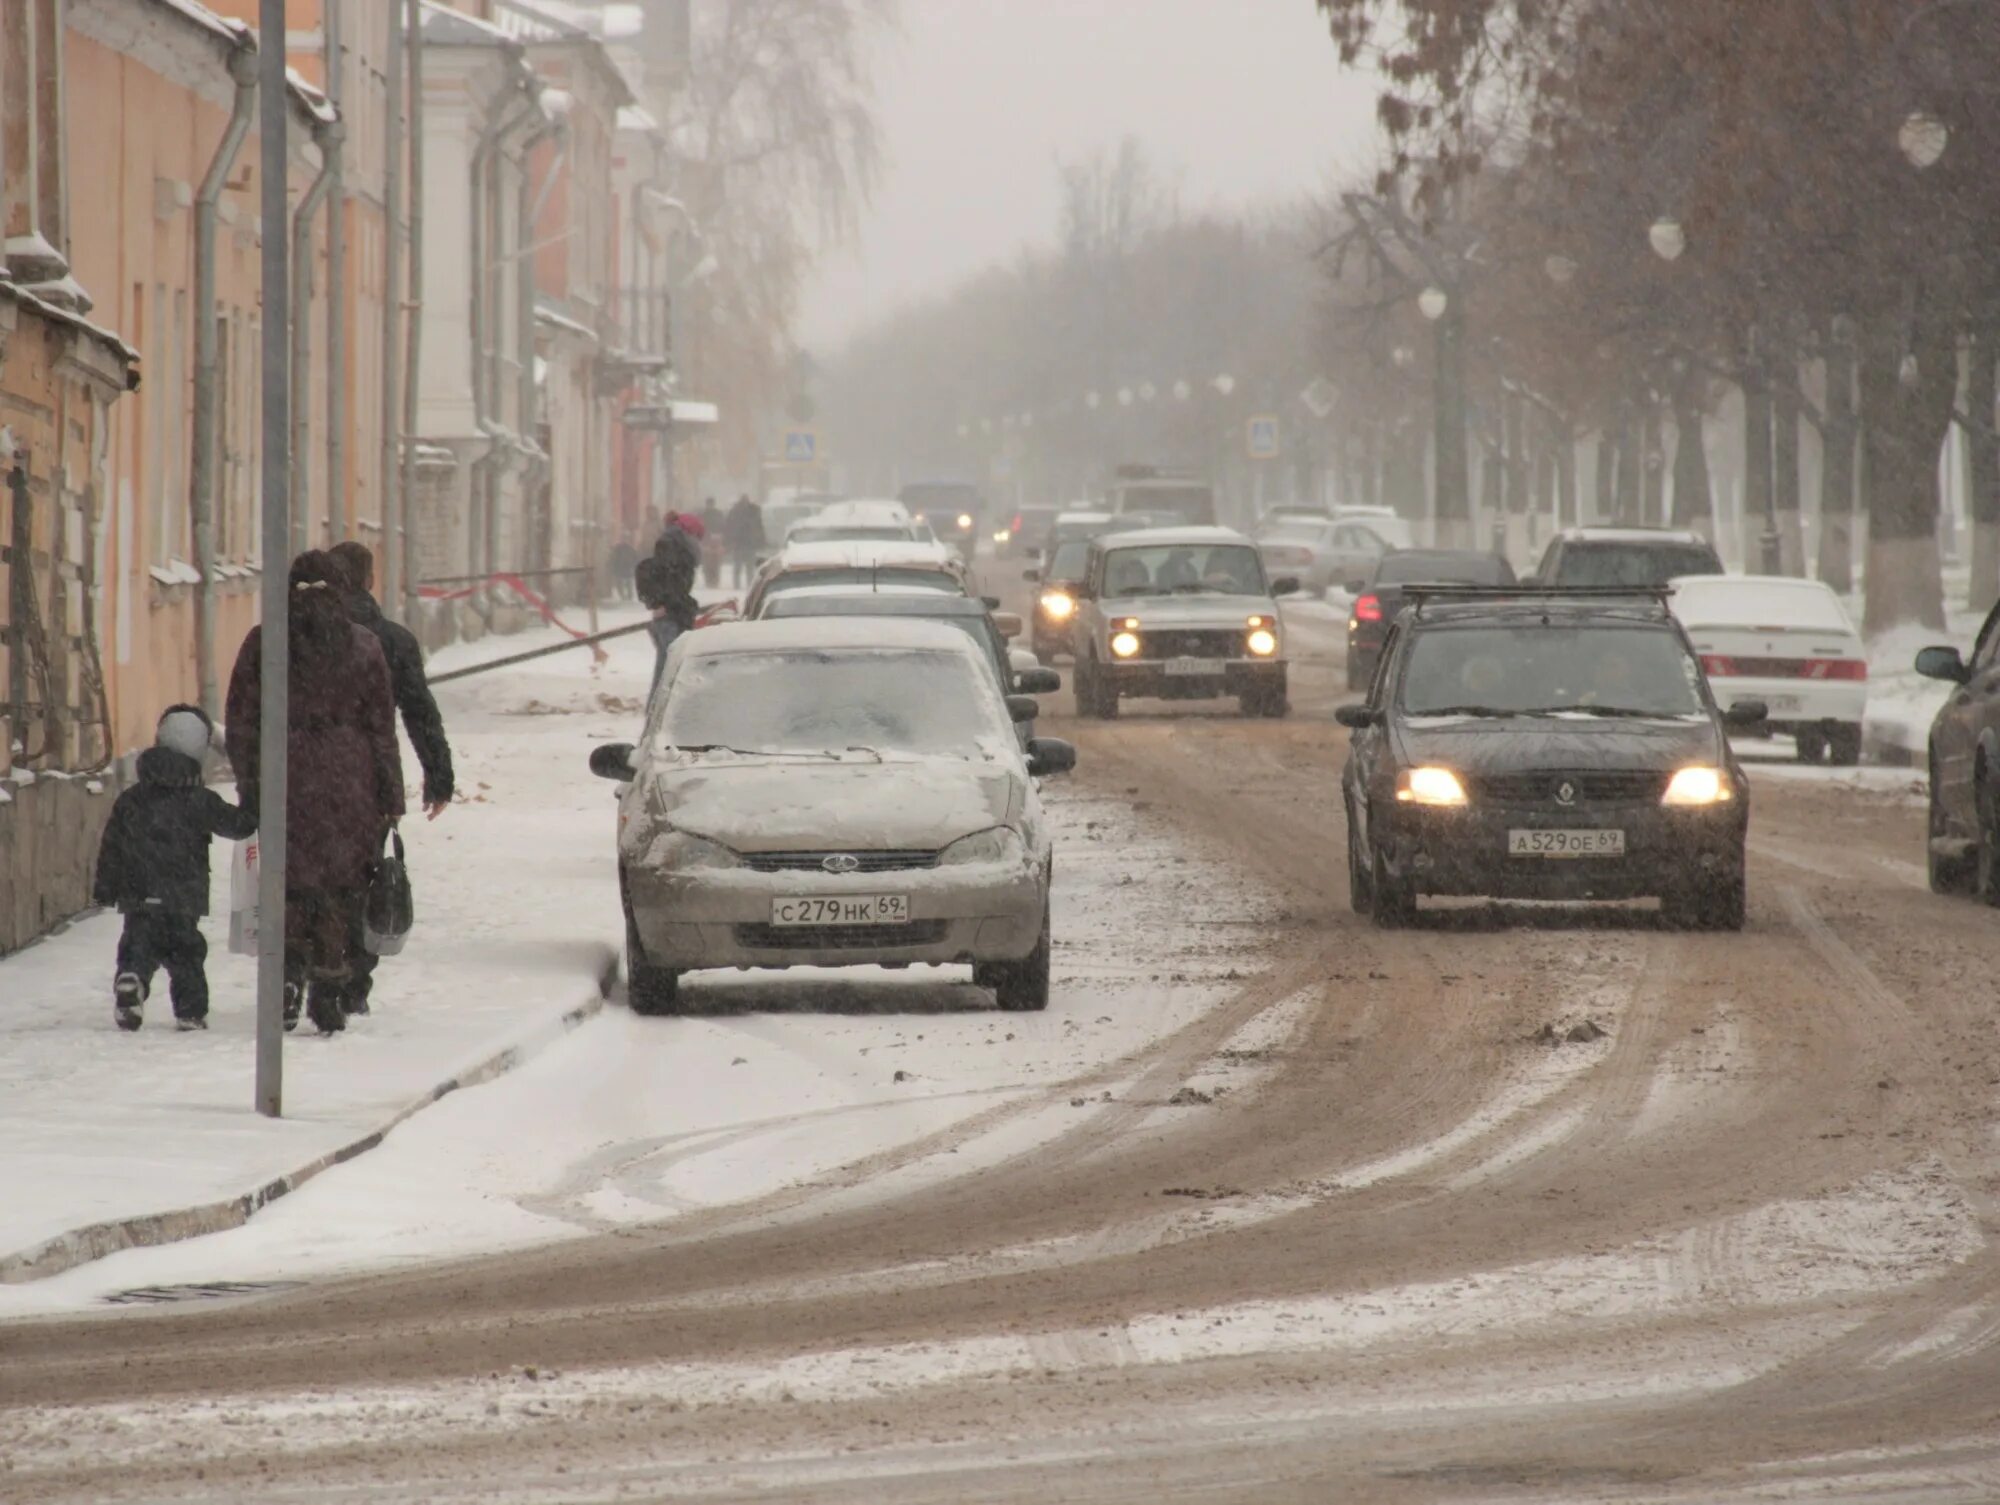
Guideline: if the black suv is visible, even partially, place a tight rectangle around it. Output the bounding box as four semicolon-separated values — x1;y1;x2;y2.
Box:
1534;527;1723;587
1336;587;1763;929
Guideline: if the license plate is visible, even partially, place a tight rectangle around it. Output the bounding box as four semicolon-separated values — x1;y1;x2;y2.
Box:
1509;829;1625;858
1763;695;1802;713
770;894;910;926
1162;657;1221;677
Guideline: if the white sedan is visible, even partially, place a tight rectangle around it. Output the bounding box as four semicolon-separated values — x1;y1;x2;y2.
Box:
1671;574;1867;764
589;619;1077;1014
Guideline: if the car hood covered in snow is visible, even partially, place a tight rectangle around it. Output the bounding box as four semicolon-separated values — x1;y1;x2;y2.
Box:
1101;593;1272;626
1393;715;1720;775
654;754;1021;851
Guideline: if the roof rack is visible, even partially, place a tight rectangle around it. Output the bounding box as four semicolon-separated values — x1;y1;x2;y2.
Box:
1398;583;1674;619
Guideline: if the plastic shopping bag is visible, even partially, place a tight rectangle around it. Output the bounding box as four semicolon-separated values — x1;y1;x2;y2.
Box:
228;836;259;956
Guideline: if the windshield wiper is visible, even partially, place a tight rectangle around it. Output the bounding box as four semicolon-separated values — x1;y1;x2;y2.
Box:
1408;704;1519;718
672;744;841;759
1513;705;1686;720
1164;582;1231;594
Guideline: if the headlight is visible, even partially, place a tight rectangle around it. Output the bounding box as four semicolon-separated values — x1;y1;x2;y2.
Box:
1661;766;1731;806
992;529;1012;543
648;830;743;869
1247;628;1278;657
1110;630;1141;659
1040;590;1075;621
957;513;974;530
1396;767;1468;806
940;827;1024;865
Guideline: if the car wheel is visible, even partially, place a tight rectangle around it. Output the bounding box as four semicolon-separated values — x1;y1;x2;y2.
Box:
1346;801;1373;914
1929;749;1976;895
1976;774;2000;908
623;893;683;1016
1828;723;1863;767
993;898;1051;1012
1369;839;1415;928
1794;727;1828;764
1664;865;1746;931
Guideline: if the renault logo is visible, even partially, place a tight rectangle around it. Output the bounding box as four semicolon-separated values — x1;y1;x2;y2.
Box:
822;854;861;874
1555;780;1578;806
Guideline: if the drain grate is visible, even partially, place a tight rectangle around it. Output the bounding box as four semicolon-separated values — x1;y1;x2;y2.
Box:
102;1279;304;1306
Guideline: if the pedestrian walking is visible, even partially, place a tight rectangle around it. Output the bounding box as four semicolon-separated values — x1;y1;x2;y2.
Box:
608;533;639;601
639;515;702;696
700;497;725;588
94;705;257;1031
225;551;406;1036
726;493;765;587
328;541;454;1016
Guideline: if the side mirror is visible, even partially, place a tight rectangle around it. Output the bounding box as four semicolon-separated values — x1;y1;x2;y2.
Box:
1344;578;1369;595
589;742;637;781
1016;666;1061;695
1722;700;1769;729
1026;737;1077;777
1270;576;1302;597
1334;704;1382;729
1915;645;1970;684
1022;568;1042;583
1005;694;1040;723
982;595;1003;611
992;611;1025;640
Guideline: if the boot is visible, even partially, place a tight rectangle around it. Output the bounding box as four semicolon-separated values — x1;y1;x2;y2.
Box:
283;979;303;1033
114;973;144;1032
306;979;348;1036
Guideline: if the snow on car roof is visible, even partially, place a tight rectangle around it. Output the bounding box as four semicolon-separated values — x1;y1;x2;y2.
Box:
764;586;987;613
1667;574;1855;631
772;540;956;570
1094;525;1253;549
1559;526;1709;544
683;618;987;657
810;499;911;526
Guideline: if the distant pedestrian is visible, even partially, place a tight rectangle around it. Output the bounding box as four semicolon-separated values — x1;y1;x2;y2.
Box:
225;551;405;1036
700;497;725;588
94;705;257;1031
608;533;639;601
329;541;454;1017
726;494;765;587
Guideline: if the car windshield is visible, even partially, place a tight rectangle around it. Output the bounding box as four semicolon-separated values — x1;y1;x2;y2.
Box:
1100;544;1265;597
1554;542;1721;586
787;524;917;544
1399;624;1705;719
657;648;1012;757
1376;551;1515;586
1047;540;1090;578
761;568;958;602
760;605;1005;682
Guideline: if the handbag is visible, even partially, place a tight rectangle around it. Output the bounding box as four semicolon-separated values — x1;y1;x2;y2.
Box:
227;836;259;957
363;829;415;957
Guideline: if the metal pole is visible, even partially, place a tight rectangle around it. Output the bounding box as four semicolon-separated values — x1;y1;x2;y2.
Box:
325;0;346;544
379;0;405;616
255;0;291;1119
399;0;425;626
290;120;337;542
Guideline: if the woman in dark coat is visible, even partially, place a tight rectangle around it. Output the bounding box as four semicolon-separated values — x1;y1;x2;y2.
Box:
225;550;406;1035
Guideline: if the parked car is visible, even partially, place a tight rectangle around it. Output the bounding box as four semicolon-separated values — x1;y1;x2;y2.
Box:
744;540;965;618
1331;506;1419;551
1071;526;1295;719
1346;549;1517;690
590;618;1076;1014
1336;585;1762;929
1533;527;1723;587
1915;599;2000;897
785;499;926;547
1255;503;1333;537
899;482;986;561
1669;574;1866;765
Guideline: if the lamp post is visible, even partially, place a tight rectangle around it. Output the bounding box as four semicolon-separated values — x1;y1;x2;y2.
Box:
1419;285;1470;547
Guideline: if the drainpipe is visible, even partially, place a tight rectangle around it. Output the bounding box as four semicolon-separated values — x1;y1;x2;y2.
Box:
325;0;346;544
191;35;258;720
290;115;340;544
379;0;405;615
515;117;561;581
397;0;424;625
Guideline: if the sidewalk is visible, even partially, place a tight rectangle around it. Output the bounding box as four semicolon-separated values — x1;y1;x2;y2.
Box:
0;607;661;1283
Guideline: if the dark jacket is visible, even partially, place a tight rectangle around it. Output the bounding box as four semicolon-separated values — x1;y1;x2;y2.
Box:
725;498;765;552
347;589;454;805
649;529;700;630
225;623;406;892
94;747;258;916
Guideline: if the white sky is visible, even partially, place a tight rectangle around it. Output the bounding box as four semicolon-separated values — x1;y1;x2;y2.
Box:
799;0;1383;349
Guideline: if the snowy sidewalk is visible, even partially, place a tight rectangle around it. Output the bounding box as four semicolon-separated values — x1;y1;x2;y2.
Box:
0;608;660;1282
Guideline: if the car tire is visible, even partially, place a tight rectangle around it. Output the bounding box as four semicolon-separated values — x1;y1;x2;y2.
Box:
1346;802;1373;914
624;911;683;1015
1794;727;1828;764
1828;723;1863;767
1928;749;1976;895
1976;774;2000;909
993;898;1051;1012
1664;866;1746;931
1370;840;1416;928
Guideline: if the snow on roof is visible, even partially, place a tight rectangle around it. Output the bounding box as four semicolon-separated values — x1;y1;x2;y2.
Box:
772;540;959;571
765;589;990;614
1668;574;1854;632
812;500;912;526
1559;526;1709;543
1;282;140;367
149;0;251;48
287;66;337;126
421;1;520;47
617;104;659;134
533;303;598;345
681;618;982;658
1097;525;1254;549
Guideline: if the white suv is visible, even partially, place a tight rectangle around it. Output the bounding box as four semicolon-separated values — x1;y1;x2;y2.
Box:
1071;526;1294;719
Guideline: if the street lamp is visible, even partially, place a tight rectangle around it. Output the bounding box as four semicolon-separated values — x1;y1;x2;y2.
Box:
1213;374;1236;396
1417;286;1449;321
1139;382;1157;403
1899;110;1950;168
1173;379;1191;401
1648;217;1686;262
1117;387;1134;408
1391;345;1415;370
1086;390;1101;410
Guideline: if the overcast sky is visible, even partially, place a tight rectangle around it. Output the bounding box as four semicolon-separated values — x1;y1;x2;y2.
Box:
798;0;1383;351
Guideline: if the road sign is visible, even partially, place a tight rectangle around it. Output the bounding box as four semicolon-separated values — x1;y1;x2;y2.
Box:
1300;377;1338;420
783;429;817;463
1247;414;1281;460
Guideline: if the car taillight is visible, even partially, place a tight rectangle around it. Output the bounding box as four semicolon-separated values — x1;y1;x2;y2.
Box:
1807;658;1867;680
1700;654;1737;676
1354;594;1383;623
1010;512;1023;534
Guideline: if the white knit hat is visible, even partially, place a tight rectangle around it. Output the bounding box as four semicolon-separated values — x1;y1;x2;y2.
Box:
155;708;212;762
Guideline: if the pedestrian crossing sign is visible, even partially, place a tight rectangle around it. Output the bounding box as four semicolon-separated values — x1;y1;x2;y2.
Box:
784;430;817;463
1247;415;1280;460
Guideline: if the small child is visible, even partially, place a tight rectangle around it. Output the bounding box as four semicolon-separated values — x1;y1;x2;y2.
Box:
93;705;258;1031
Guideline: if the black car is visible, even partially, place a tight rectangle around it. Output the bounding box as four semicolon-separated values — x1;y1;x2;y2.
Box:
899;481;985;561
1347;549;1515;690
1533;527;1723;587
1024;537;1092;662
1915;605;2000;897
1335;587;1764;929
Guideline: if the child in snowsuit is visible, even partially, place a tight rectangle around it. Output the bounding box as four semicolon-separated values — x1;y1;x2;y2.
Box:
93;705;258;1031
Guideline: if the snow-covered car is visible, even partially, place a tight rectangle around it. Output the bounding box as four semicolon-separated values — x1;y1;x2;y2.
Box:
1533;526;1723;587
590;619;1077;1014
1071;526;1295;718
743;539;965;617
785;499;927;547
1671;574;1867;765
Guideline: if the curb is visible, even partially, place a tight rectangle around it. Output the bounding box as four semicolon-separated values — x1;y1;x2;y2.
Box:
0;949;619;1286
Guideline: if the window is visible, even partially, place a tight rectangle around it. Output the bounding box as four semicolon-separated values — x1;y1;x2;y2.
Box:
1;0;70;281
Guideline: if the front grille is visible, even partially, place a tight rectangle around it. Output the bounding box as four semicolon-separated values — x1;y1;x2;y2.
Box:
743;849;940;874
1469;769;1668;804
1138;629;1240;660
733;920;949;950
